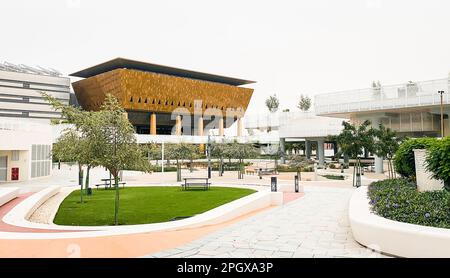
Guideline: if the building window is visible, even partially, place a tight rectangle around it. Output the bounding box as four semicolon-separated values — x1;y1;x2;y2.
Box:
31;144;51;178
11;151;19;161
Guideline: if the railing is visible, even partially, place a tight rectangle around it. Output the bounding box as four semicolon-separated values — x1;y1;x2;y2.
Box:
135;134;279;144
315;78;450;115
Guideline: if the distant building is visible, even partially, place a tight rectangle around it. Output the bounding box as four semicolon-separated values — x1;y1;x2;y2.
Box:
315;75;450;173
245;111;344;165
0;62;70;120
0;62;69;182
70;58;255;143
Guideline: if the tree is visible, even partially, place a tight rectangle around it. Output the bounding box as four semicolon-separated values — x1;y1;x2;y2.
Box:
94;95;150;225
52;130;88;203
45;93;149;225
265;94;279;113
330;120;376;187
146;143;162;169
373;124;402;179
166;143;197;181
287;154;314;180
297;94;312;111
226;143;259;179
210;142;228;176
426;137;450;191
44;93;100;203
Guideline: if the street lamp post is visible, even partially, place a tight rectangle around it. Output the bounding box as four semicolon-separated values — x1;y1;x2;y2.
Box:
438;90;445;138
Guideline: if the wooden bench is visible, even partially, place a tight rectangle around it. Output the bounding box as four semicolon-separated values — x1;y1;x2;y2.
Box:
182;178;210;191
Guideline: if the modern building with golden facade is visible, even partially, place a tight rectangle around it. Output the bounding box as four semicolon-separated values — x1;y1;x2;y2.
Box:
70;58;255;137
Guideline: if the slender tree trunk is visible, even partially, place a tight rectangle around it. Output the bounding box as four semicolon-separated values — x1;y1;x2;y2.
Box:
113;171;119;225
78;163;83;203
190;158;193;173
352;159;356;187
177;160;181;182
85;165;91;193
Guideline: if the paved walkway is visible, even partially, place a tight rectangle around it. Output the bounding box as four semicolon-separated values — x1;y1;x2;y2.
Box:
147;186;388;258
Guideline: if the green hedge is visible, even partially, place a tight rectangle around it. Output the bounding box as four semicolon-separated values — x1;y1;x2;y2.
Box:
393;137;437;179
426;137;450;191
368;179;450;229
276;166;314;173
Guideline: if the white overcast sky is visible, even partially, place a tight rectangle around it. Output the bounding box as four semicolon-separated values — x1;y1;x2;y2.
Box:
1;0;450;114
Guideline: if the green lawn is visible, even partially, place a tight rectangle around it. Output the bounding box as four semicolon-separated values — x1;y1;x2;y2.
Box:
53;186;256;226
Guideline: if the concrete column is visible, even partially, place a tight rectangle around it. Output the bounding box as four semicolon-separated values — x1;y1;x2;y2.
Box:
150;113;157;135
219;117;224;136
197;116;204;136
198;116;205;152
280;138;286;164
305;140;311;159
175;115;182;136
371;117;384;174
237;117;242;137
374;155;383;174
317;139;325;167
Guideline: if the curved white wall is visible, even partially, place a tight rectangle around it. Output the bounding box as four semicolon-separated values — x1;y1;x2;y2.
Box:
350;186;450;258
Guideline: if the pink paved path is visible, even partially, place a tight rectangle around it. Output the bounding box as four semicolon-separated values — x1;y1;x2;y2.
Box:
0;193;83;233
0;191;304;257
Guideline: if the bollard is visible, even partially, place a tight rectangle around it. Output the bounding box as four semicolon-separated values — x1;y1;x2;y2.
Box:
294;175;299;193
271;176;277;192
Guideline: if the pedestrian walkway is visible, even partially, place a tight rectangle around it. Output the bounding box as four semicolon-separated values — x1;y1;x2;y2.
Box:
147;186;388;258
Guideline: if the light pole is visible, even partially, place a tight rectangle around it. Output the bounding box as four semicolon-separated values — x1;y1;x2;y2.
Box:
438;90;445;138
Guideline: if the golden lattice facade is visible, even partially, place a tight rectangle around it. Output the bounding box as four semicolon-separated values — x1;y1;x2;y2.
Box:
72;68;254;116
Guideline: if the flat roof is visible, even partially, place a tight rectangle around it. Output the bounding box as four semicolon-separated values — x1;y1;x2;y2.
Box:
70;57;256;86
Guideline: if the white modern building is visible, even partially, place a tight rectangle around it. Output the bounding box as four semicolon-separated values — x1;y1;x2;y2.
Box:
315;75;450;173
245;111;344;166
0;62;70;182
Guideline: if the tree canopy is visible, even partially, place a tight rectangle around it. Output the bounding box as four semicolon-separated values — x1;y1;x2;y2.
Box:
297;94;312;111
265;94;279;113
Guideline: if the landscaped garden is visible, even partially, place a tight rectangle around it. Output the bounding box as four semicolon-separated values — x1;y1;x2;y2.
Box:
54;186;256;226
368;178;450;228
367;136;450;229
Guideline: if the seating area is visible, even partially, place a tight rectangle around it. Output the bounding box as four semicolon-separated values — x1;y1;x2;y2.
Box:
95;178;126;190
258;168;277;175
181;178;211;191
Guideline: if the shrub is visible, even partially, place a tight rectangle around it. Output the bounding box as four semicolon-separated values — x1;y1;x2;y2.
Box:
393;137;437;179
426;137;450;191
277;165;314;172
368;179;450;228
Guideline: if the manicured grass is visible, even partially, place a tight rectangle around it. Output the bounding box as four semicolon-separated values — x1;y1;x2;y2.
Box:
53;186;256;226
320;174;345;180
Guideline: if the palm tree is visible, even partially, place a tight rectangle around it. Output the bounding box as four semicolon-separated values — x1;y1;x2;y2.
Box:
330;120;376;187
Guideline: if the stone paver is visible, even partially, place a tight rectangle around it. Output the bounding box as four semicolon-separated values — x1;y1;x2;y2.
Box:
147;186;390;258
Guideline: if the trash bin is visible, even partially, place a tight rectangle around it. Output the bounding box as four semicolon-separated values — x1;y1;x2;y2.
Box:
87;188;93;196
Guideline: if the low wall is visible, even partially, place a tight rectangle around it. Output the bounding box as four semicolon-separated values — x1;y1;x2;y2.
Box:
349;186;450;257
0;187;19;207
